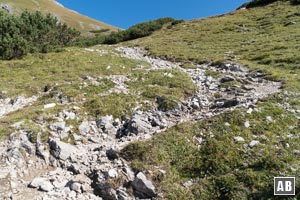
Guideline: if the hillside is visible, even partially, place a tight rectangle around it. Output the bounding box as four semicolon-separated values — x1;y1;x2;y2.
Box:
123;0;300;199
0;0;300;200
0;0;118;33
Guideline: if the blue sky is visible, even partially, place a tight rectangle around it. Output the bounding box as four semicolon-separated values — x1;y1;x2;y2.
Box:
57;0;249;29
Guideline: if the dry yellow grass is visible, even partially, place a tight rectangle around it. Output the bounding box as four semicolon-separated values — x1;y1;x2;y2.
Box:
1;0;119;33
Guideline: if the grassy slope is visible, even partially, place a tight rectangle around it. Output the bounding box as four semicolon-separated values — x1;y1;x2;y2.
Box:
121;1;300;199
0;45;196;141
129;1;300;90
1;0;118;33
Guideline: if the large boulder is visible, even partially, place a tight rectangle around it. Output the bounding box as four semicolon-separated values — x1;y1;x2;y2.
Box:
132;172;156;199
48;139;77;161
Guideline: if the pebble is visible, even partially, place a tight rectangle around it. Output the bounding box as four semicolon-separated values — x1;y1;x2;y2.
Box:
234;136;245;143
266;116;273;122
44;103;56;109
249;140;259;148
244;121;250;128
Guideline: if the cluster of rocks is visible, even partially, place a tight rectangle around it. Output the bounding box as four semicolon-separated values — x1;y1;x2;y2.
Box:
101;75;131;95
80;75;130;96
0;95;38;118
117;47;178;70
0;115;159;200
0;46;282;199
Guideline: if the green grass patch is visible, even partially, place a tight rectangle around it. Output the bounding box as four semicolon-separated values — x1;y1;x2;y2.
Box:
128;69;197;111
129;1;300;90
0;46;144;97
122;94;300;199
84;93;139;119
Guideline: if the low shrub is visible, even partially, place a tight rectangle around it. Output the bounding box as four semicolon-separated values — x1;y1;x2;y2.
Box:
0;10;80;60
74;17;184;47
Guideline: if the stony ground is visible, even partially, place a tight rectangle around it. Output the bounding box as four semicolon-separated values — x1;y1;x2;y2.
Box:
0;46;280;200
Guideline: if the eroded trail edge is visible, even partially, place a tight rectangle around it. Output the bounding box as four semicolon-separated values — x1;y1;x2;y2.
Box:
0;47;281;200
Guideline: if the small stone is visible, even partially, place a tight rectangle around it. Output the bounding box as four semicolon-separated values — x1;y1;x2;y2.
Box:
108;169;118;178
224;122;230;127
68;191;77;198
89;136;101;143
70;182;81;193
234;136;245;143
62;187;71;196
69;163;81;174
249;140;259;148
96;115;116;135
191;98;200;109
159;169;166;175
40;181;54;192
73;106;80;110
106;148;119;160
144;134;152;139
293;149;300;154
79;121;90;135
244;121;250;128
44;103;56;109
220;75;235;83
63;110;76;120
49;122;66;131
53;180;68;189
191;101;200;109
183;180;193;188
29;177;47;188
73;174;90;184
266;116;273;122
73;134;82;141
214;99;239;108
246;108;253;114
81;183;93;193
164;72;174;78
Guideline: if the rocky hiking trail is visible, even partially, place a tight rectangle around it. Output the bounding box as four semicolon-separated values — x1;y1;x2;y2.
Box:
0;46;281;200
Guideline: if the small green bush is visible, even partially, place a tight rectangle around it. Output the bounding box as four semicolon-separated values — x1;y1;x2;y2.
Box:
0;10;80;60
102;17;184;44
73;17;184;47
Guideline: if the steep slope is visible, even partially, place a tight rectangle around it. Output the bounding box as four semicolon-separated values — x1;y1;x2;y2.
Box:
0;0;118;33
